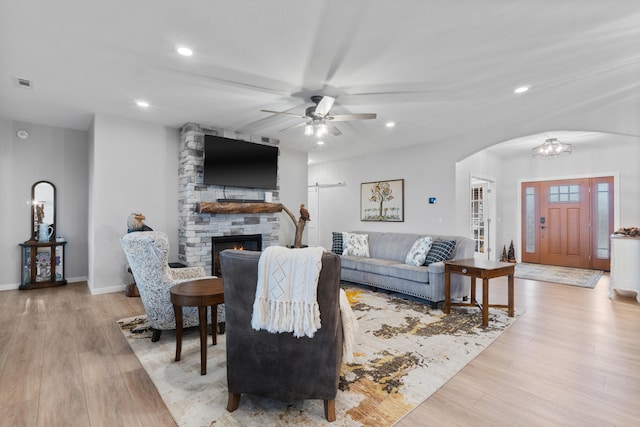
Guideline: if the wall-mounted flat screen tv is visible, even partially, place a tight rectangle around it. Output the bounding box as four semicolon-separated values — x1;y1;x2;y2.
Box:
203;134;278;189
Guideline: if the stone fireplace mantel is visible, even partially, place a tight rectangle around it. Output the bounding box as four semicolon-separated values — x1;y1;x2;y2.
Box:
195;201;308;248
195;202;284;214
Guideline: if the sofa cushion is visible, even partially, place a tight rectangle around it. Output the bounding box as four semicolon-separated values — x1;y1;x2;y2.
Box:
424;240;457;265
331;231;344;254
363;232;422;262
404;236;433;266
342;232;370;257
388;263;430;282
340;255;360;270
356;258;397;275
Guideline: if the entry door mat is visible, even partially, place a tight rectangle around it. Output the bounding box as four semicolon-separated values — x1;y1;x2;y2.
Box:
515;263;603;288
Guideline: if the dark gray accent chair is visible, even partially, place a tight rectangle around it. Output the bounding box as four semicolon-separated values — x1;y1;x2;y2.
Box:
220;249;343;422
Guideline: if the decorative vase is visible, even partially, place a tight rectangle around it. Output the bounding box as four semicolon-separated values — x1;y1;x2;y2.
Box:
38;223;54;242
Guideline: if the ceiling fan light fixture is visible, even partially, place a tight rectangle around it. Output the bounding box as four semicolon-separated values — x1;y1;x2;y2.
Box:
262;95;376;137
304;123;314;136
316;123;328;137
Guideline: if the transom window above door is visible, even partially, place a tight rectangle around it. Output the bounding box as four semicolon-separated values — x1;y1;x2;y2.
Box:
548;185;580;202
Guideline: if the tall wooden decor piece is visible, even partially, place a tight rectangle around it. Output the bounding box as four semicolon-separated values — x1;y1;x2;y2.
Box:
508;240;516;263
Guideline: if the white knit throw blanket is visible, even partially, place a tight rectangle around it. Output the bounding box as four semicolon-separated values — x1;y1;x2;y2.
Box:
339;288;358;364
251;246;325;338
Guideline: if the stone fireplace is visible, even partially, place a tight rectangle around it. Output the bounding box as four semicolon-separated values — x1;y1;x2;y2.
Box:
178;123;280;270
211;234;262;276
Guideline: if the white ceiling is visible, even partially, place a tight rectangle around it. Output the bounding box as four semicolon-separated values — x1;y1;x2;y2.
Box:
1;1;639;164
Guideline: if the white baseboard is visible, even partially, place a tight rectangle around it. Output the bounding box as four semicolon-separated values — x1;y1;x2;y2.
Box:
0;283;19;291
89;284;126;295
0;276;90;292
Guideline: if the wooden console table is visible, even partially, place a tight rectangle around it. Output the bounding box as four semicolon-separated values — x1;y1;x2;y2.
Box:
444;258;514;326
170;278;225;375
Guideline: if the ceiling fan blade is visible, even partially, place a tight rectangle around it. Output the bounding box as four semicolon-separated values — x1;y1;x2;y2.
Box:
327;113;377;122
314;96;335;117
328;124;342;136
260;109;307;119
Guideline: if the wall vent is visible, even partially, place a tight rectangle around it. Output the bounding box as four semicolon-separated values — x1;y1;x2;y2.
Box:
14;77;33;89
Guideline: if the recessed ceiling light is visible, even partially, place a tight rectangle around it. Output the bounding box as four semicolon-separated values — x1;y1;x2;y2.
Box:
514;86;529;94
316;140;325;145
385;121;396;128
176;46;193;56
16;129;29;139
136;100;150;108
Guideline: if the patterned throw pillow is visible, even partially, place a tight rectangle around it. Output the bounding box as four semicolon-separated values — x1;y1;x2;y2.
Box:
404;236;433;266
424;240;457;265
331;232;344;254
342;233;370;257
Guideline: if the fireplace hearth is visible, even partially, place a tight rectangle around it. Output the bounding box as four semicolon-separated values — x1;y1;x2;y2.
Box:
211;234;262;276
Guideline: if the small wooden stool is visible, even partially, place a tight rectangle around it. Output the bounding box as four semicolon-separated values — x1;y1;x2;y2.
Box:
170;278;224;375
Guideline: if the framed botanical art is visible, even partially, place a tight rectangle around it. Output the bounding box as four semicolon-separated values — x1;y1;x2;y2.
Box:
361;179;404;222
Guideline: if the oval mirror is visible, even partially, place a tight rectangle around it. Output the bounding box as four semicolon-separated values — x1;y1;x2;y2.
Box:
31;181;56;241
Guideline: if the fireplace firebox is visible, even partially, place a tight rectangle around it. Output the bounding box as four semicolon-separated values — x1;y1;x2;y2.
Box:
211;234;262;276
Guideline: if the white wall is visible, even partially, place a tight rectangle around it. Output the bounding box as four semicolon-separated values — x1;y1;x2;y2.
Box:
455;149;503;259
0;117;89;289
0;114;310;293
88;114;180;294
87;115;311;294
309;143;463;250
277;147;309;247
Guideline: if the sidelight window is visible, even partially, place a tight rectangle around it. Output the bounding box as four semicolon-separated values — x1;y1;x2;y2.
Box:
524;186;536;253
595;182;611;259
470;186;485;254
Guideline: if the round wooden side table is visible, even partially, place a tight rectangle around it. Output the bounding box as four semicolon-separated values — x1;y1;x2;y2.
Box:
170;277;224;375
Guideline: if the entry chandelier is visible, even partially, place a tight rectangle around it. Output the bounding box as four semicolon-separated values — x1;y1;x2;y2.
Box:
532;138;572;157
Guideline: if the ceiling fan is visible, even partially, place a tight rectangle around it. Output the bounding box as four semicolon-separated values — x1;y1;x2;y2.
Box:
260;95;377;137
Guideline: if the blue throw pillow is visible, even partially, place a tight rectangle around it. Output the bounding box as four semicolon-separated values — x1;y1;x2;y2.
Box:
424;240;456;265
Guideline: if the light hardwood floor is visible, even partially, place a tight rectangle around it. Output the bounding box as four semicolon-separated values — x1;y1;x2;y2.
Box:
1;274;638;426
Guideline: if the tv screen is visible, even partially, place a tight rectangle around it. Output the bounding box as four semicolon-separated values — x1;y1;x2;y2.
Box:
203;135;278;189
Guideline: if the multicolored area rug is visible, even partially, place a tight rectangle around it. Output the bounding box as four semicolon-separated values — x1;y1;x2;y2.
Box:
514;263;603;288
118;285;519;427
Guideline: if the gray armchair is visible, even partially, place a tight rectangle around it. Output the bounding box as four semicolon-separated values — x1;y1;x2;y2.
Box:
220;249;343;422
120;231;225;342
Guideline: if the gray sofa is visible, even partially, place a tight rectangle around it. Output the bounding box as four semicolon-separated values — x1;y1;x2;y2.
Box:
337;231;475;305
